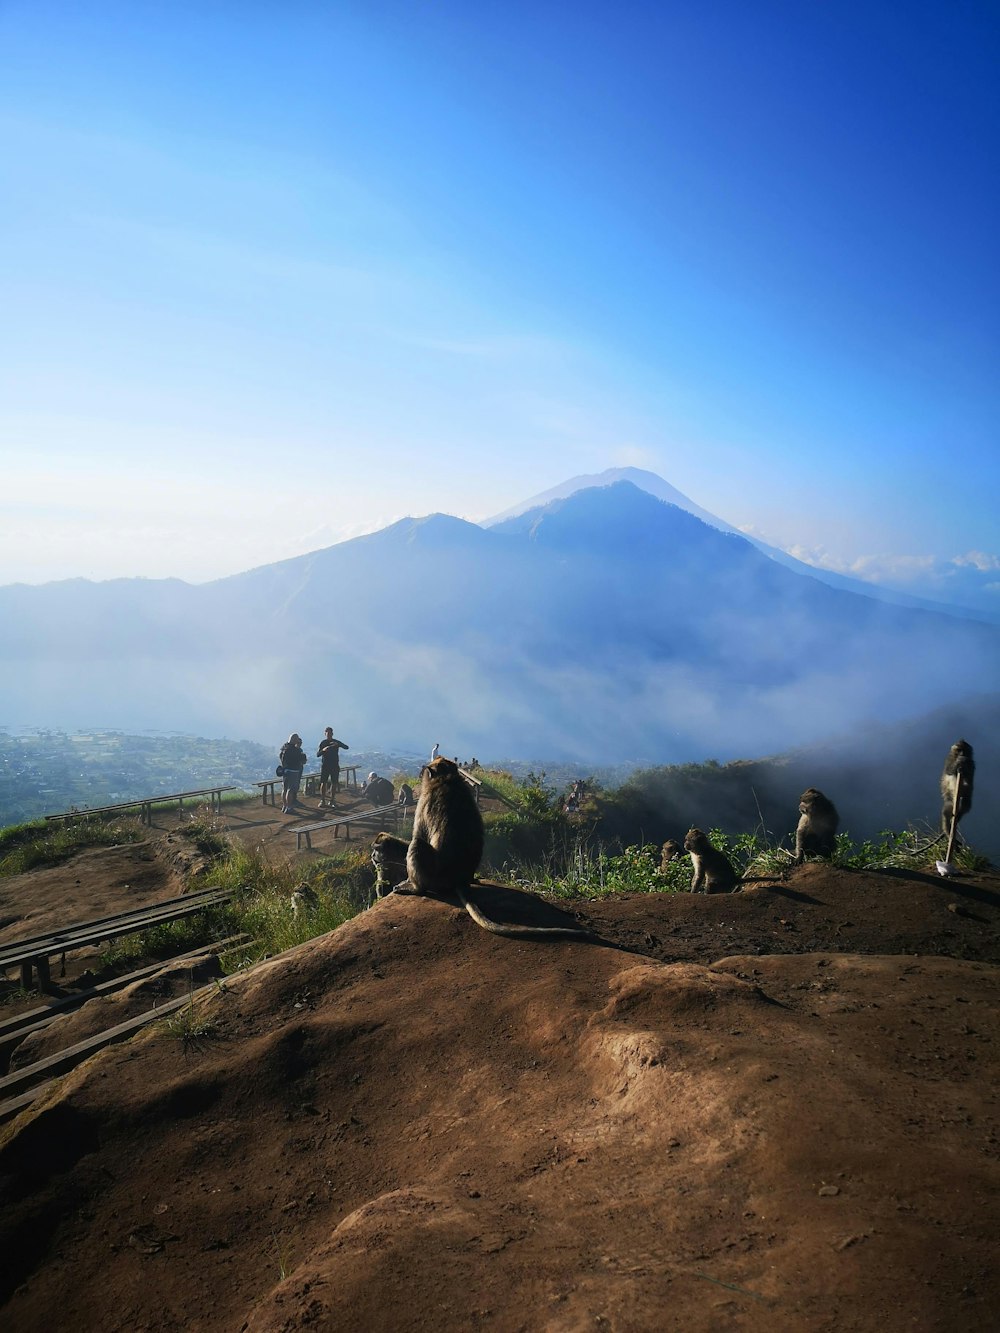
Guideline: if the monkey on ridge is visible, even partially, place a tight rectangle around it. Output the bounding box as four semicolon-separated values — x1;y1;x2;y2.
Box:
940;740;975;837
795;788;839;862
683;828;739;893
659;839;683;872
398;757;591;939
371;832;409;898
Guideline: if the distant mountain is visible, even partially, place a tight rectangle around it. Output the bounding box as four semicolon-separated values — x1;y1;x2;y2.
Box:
489;467;998;624
2;482;999;763
485;466;729;531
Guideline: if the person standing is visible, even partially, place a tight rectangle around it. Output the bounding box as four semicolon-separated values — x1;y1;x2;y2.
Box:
279;733;307;814
316;727;349;808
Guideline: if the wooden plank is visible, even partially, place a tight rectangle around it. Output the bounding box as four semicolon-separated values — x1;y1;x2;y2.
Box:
0;1079;59;1124
13;895;232;968
45;786;238;823
0;890;232;968
294;807;400;851
0;934;249;1046
0;985;219;1103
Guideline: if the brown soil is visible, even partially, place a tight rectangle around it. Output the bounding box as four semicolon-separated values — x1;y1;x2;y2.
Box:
1;801;998;1331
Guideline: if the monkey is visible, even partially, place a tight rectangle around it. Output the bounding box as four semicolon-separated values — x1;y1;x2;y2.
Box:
290;883;319;915
940;740;975;836
795;788;839;862
659;839;683;871
371;831;409;897
404;757;592;939
397;782;416;808
683;828;739;892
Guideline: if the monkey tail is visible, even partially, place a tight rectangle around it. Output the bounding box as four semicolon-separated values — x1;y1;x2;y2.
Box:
455;886;593;939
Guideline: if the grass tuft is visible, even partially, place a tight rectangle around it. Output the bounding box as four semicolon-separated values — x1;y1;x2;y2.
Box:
0;816;144;878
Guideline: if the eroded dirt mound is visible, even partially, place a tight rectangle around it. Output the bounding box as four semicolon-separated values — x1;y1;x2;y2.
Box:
577;859;1000;965
1;873;998;1332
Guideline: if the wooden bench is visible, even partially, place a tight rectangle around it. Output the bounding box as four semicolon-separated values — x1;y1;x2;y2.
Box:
0;978;224;1125
255;772;324;805
0;932;248;1055
310;765;360;794
461;770;483;806
294;805;403;852
0;888;233;992
45;786;238;826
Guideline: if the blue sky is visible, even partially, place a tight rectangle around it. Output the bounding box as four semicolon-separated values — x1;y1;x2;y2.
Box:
1;1;997;602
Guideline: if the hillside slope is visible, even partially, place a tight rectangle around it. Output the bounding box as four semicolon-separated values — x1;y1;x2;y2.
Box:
2;863;998;1331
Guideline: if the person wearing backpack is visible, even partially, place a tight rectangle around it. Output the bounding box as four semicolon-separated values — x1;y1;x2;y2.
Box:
279;733;307;814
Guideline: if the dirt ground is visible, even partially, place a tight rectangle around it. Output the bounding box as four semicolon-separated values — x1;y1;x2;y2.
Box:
1;799;998;1331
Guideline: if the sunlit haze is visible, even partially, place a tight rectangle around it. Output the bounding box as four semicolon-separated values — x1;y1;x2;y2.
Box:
2;2;997;605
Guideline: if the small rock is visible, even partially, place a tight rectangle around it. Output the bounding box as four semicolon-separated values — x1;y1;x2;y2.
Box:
818;1185;840;1197
835;1233;865;1251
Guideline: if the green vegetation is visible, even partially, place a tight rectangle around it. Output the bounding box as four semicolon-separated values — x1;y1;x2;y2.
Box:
506;842;686;901
160;991;220;1048
481;769;990;895
0;815;143;877
98;908;236;969
178;817;371;966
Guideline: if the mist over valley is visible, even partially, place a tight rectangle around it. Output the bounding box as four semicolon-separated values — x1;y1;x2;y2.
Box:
2;474;997;855
2;477;998;763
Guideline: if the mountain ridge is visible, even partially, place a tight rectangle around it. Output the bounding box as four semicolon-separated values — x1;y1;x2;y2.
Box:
487;466;998;624
1;481;998;761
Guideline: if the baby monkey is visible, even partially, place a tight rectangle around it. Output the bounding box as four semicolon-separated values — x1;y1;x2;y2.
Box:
659;839;684;872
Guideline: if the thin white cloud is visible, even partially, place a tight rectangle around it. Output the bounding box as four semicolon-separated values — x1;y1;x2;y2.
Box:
611;444;660;469
952;550;1000;573
785;546;940;584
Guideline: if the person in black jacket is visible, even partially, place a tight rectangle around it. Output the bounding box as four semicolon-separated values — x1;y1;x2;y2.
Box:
316;727;349;808
279;733;307;814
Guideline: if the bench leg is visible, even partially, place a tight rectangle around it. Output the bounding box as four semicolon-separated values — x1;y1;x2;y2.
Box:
35;956;52;993
20;961;32;990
